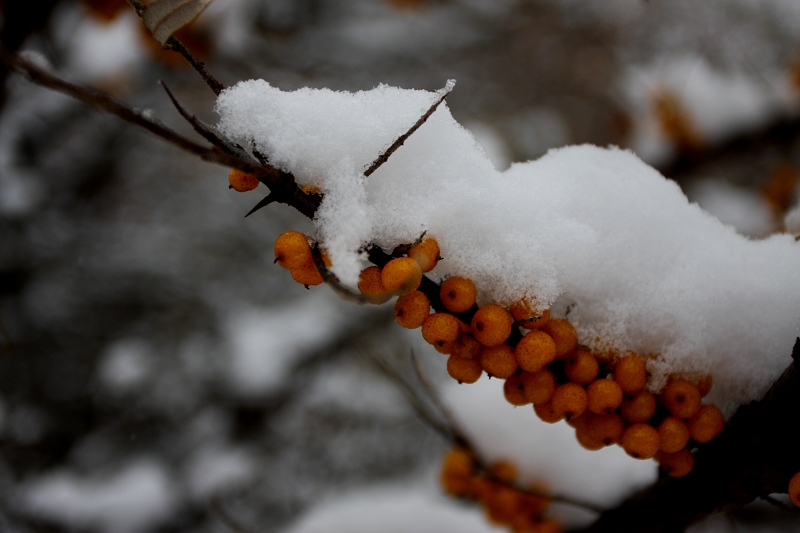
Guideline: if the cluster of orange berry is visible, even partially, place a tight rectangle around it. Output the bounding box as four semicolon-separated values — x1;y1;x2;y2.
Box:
441;447;561;533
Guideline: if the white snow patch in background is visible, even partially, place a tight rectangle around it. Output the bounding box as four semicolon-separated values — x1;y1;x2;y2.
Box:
442;378;656;525
686;179;776;238
65;12;145;82
785;203;800;234
185;445;257;500
22;459;178;533
97;337;154;392
216;81;800;416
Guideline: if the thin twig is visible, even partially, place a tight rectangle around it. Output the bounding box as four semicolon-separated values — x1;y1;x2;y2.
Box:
363;80;455;177
126;0;224;95
209;498;256;533
760;495;794;511
310;244;377;304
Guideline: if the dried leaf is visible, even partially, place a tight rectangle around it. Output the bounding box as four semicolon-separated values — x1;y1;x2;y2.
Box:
143;0;212;45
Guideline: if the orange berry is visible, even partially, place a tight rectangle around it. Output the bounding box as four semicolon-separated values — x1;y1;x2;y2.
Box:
440;276;477;313
447;353;482;383
533;401;562;423
503;373;530;406
575;416;605;451
658;417;691;453
302;184;323;195
274;231;313;270
613;353;647;394
789;472;800;506
658;449;695;478
479;344;518;379
408;236;440;272
228;168;259;192
290;259;324;286
394;290;430;328
621;423;660;459
421;312;460;349
534;518;562;533
620;390;657;424
551;383;588;421
565;348;599;385
521;369;556;405
434;340;456;355
485;485;519;525
687;404;725;443
487;460;517;483
509;299;551;330
662;378;701;419
696;374;713;397
440;447;475;497
381;257;423;295
471;305;513;347
540;319;577;359
588;413;624;447
451;334;481;360
586;379;623;414
358;266;391;304
515;331;556;373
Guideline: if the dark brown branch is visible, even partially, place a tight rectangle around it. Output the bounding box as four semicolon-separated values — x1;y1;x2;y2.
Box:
126;0;224;95
363;80;455;177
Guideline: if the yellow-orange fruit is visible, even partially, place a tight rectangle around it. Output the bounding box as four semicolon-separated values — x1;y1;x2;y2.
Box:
658;417;691;453
574;412;604;451
789;472;800;506
503;373;530;406
381;257;423;295
487;460;517;483
534;519;562;533
485;485;519;525
451;334;481;360
228;168;259;192
274;231;313;270
687;404;725;443
509;299;551;330
471;305;513;347
408;237;440;272
440;447;475;497
540;319;577;359
658;449;695;478
358;266;391;304
434;341;455;355
586;379;623;414
613;353;648;394
515;331;557;373
394;290;430;328
533;401;562;423
551;383;588;421
621;423;660;459
421;312;460;348
620;390;657;424
302;184;322;195
662;378;702;419
521;369;556;405
447;354;483;384
290;259;324;286
588;413;624;447
440;276;477;313
479;344;518;379
696;374;713;397
565;348;599;385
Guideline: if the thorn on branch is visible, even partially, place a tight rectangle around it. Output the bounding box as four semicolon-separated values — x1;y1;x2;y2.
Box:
244;193;277;217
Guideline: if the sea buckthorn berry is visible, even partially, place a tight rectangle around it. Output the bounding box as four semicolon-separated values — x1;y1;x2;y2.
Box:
440;447;475;497
574;412;604;451
565;348;599;385
790;472;800;506
521;369;556;405
422;313;460;349
509;299;551;330
447;353;483;383
658;449;695;478
302;184;322;196
588;413;624;447
662;378;702;419
658;417;691;453
534;401;562;423
381;257;423;295
696;374;713;397
358;266;391;304
394;291;430;328
586;379;623;414
440;276;477;313
687;404;725;443
621;423;660;460
471;305;513;347
435;341;455;354
452;334;481;360
290;259;324;286
540;319;577;359
535;519;562;533
479;344;518;379
515;331;556;373
551;383;588;421
503;373;529;406
408;236;440;272
613;352;648;394
274;231;313;270
228;168;259;192
620;390;657;424
485;485;519;525
487;460;517;483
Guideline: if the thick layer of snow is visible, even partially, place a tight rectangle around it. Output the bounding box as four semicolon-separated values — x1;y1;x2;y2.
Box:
215;81;800;415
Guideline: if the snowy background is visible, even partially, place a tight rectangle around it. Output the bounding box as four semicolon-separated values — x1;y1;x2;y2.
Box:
1;0;800;532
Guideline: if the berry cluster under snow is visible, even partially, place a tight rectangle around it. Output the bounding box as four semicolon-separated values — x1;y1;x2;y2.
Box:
215;80;800;416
